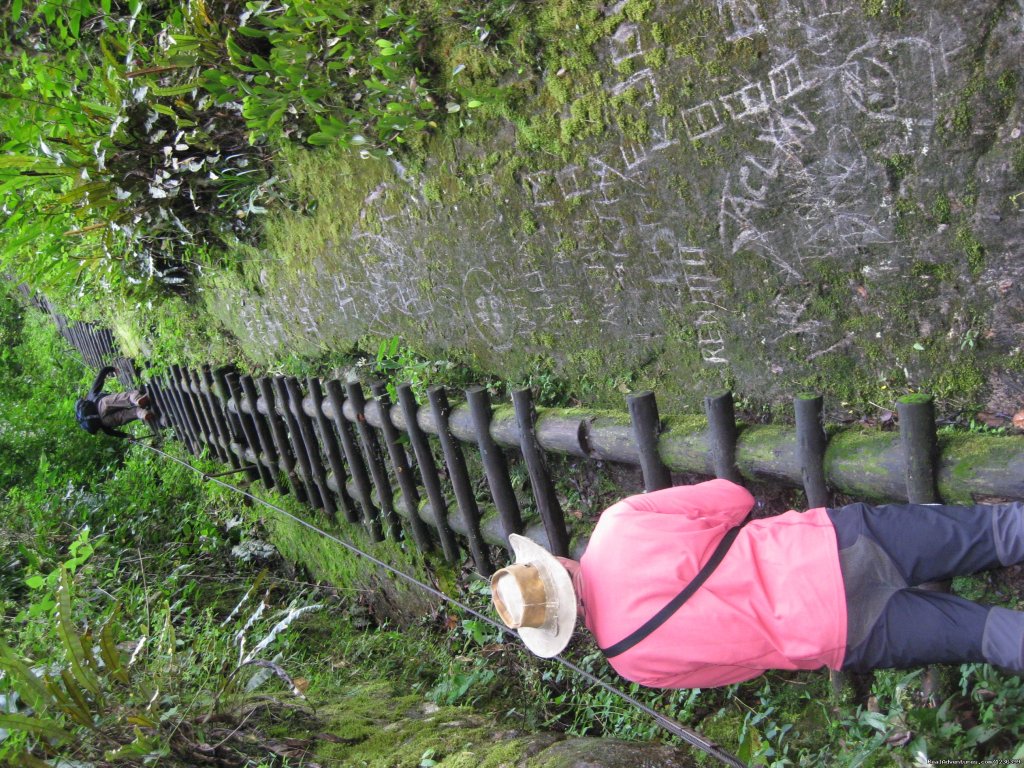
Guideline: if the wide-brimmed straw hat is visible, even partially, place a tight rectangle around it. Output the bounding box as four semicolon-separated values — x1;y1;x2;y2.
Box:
490;534;577;658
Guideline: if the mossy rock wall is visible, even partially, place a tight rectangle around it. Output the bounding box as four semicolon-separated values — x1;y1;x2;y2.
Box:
205;0;1023;413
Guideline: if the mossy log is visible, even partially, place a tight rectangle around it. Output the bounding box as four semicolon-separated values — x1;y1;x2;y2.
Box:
222;385;1024;504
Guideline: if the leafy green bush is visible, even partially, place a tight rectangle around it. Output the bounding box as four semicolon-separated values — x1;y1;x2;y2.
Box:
0;0;275;298
153;0;436;153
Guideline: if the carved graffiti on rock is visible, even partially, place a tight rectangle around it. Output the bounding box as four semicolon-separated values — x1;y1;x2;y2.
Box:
717;0;766;41
463;268;521;351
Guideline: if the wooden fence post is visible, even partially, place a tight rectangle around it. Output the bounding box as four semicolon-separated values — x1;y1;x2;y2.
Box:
241;374;282;484
466;386;523;548
429;386;493;576
628;390;673;492
257;376;307;503
325;380;383;537
372;381;434;552
226;371;276;488
704;391;742;483
347;381;402;540
274;376;323;509
283;377;336;518
897;394;940;505
398;384;460;563
512;389;570;558
308;378;358;522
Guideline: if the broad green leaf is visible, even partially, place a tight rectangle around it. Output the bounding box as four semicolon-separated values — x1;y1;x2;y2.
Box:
266;105;287;128
79;100;119;116
57;569;102;698
236;25;268;38
0;639;50;713
105;729;162;761
100;608;128;684
0;713;72;743
150;82;201;98
69;2;82;37
59;668;95;726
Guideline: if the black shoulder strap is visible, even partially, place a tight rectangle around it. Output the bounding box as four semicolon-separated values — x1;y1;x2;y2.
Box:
600;518;750;659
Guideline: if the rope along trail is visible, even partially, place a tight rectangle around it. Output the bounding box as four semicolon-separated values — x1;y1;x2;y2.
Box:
57;344;746;766
132;438;747;768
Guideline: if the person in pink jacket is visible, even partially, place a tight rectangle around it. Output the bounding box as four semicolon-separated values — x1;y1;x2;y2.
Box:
489;479;1024;689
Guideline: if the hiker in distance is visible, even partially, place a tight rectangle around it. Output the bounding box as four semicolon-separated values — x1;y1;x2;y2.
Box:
490;478;1024;688
75;365;155;439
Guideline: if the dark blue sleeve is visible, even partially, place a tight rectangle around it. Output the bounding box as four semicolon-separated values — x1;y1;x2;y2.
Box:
88;366;117;399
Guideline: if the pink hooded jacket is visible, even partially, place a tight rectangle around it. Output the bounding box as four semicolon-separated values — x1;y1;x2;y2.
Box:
578;479;847;688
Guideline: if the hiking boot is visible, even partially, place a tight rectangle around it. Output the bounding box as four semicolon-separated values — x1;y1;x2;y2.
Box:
141;409;156;424
136;393;151;408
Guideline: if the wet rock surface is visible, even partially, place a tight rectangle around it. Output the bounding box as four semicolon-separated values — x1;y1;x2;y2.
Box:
311;682;702;768
526;736;700;767
210;0;1024;413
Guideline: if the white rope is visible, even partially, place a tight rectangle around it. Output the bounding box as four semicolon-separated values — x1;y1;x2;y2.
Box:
54;340;746;767
132;437;747;768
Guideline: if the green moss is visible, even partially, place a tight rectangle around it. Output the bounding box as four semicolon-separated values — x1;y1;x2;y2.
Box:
955;226;986;277
930;193;952;225
423;180;443;202
936;431;1020;503
897;393;933;405
735;424;791;476
310;682;530;768
560;92;606;144
893;196;919;237
996;71;1018;111
623;0;654;21
1011;141;1024;179
931;357;986;404
862;0;885;15
643;47;666;69
614;56;636;76
910;261;955;282
546;73;571;106
616;111;650;145
884;154;914;188
519;210;539;236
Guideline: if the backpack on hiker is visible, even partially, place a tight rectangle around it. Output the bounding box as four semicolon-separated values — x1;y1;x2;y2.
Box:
75;397;103;434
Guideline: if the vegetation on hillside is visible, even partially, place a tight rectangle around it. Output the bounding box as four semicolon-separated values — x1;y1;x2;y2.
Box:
0;0;515;301
3;0;1024;762
4;289;1024;766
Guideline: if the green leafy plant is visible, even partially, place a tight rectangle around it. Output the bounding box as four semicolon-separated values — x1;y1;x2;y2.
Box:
0;0;274;298
151;0;436;154
370;334;476;398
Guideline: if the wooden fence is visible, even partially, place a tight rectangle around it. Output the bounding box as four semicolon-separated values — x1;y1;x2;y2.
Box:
40;301;1024;574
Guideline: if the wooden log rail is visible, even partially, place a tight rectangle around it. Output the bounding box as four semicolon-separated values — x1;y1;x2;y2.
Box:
143;371;1022;558
223;387;1023;506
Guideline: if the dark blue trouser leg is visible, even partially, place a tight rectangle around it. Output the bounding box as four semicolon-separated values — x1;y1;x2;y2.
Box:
828;502;1024;585
840;590;989;672
829;502;1024;673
